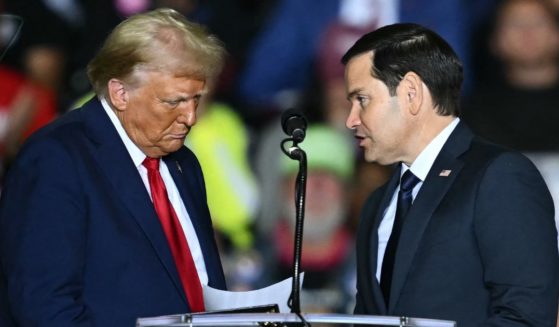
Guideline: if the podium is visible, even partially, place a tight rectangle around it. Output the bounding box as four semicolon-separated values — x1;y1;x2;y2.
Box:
136;313;456;327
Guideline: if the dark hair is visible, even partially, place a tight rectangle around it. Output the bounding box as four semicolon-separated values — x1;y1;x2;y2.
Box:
341;23;463;116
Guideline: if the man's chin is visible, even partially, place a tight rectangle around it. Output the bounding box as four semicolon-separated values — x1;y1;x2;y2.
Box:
165;141;185;153
364;156;389;166
151;140;185;157
363;151;378;164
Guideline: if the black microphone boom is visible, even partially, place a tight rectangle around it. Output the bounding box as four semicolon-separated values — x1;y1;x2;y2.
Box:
279;108;308;318
281;108;307;143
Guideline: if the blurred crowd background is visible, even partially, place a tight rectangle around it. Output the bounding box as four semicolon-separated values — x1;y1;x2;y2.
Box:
1;0;559;315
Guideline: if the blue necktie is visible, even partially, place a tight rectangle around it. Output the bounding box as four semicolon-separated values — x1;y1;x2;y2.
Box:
380;169;421;305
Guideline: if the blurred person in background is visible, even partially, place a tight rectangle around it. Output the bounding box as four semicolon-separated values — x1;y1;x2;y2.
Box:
252;18;392;239
313;20;393;231
0;64;58;184
253;124;357;313
463;0;559;250
235;0;498;126
0;9;227;326
3;0;79;111
463;0;559;152
1;0;76;182
0;10;58;186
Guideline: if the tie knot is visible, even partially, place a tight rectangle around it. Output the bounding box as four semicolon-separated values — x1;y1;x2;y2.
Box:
400;170;420;193
143;157;160;171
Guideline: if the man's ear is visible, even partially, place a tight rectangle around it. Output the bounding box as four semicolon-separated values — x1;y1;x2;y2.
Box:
107;78;128;111
401;72;423;115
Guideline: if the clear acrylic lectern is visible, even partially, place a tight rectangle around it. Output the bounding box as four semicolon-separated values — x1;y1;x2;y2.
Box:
136;312;456;327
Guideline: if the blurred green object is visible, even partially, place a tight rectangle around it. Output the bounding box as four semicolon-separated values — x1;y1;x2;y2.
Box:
186;102;259;250
281;124;354;181
70;91;95;110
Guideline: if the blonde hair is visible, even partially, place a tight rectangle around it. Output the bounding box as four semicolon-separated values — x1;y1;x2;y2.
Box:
87;8;226;96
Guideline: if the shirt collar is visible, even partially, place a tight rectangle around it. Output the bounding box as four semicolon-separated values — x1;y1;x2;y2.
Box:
100;96;147;168
402;117;460;181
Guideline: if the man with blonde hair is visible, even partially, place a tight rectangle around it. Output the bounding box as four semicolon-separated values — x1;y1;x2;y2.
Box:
0;8;227;326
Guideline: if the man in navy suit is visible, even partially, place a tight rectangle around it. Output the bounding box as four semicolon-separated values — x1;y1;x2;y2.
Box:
343;23;559;326
0;8;227;326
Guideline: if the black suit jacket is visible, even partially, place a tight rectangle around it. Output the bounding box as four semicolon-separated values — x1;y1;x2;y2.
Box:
0;97;226;327
354;122;559;326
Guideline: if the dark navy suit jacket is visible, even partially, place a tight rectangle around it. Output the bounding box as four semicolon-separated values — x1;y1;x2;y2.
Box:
354;122;559;326
0;97;226;326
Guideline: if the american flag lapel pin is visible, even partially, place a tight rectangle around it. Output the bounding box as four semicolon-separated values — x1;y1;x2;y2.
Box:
175;161;183;174
439;169;452;177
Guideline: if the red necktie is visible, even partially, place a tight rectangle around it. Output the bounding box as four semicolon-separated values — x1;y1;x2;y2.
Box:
143;157;205;312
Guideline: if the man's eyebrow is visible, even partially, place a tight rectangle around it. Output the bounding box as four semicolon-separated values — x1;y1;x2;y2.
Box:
347;88;363;101
166;90;208;101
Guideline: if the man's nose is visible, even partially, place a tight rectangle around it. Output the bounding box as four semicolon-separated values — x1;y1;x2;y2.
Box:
346;106;360;130
177;102;197;127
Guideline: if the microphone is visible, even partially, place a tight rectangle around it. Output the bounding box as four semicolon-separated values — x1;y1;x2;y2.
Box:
279;108;308;316
281;108;307;143
0;15;23;62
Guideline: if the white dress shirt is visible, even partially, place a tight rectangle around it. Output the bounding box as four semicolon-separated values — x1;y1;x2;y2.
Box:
100;97;208;285
376;118;460;281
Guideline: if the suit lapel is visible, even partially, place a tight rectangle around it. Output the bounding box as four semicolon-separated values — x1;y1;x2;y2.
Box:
164;156;202;230
163;156;209;263
164;150;225;288
388;122;473;311
82;98;188;305
361;167;400;313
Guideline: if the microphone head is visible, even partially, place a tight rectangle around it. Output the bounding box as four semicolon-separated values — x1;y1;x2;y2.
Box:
281;108;307;142
0;15;23;61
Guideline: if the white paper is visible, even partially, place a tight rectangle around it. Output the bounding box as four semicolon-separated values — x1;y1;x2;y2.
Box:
203;274;304;313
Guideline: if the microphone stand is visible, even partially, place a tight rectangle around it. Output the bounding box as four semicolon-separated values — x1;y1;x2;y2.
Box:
280;137;307;319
